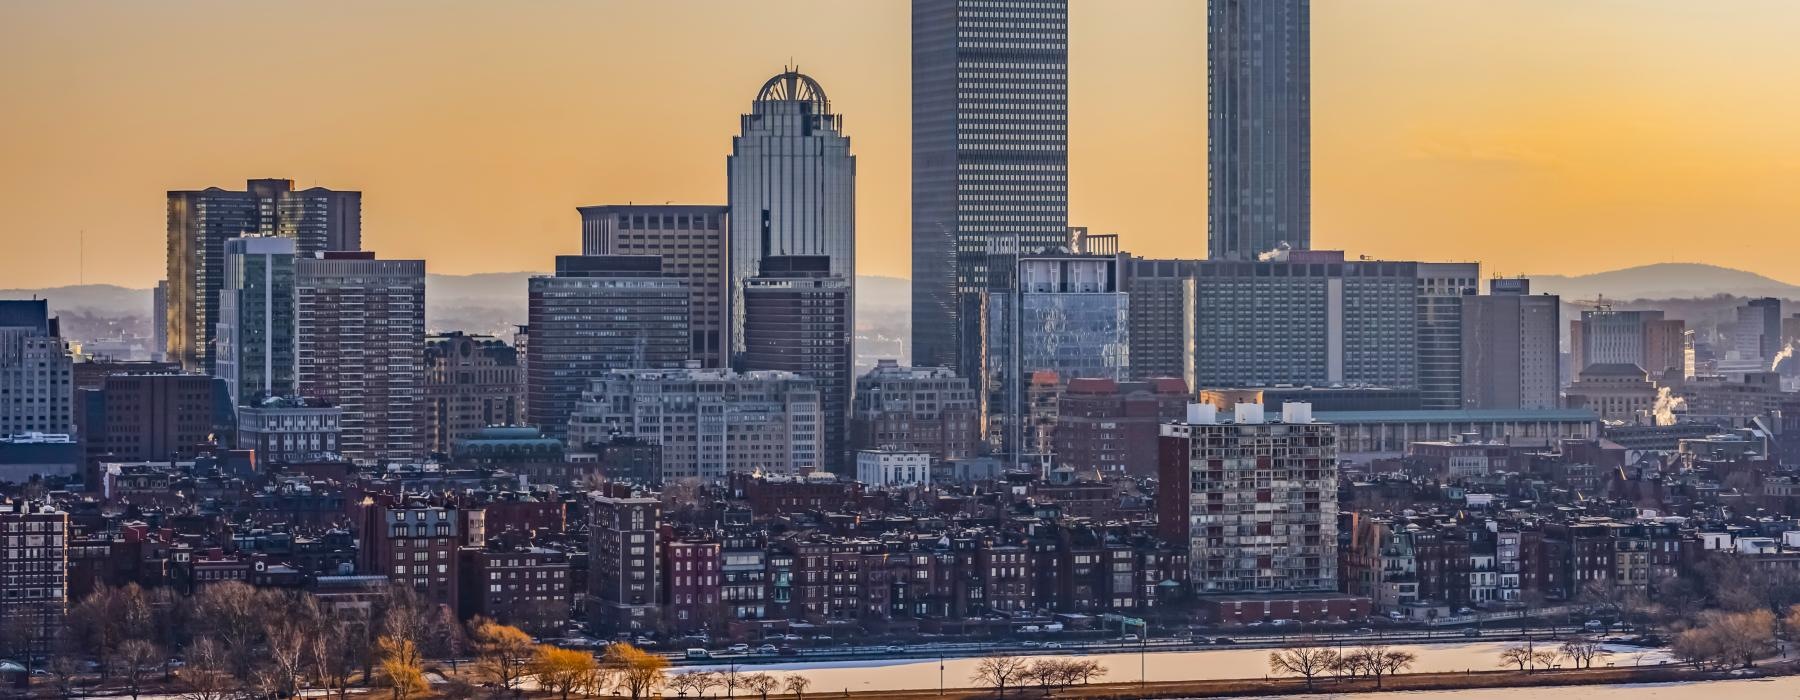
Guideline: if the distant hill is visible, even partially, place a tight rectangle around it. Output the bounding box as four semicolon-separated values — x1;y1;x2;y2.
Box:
1529;263;1800;302
0;284;152;315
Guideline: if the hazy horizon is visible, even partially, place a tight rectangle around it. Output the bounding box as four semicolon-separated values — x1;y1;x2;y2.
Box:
4;1;1800;289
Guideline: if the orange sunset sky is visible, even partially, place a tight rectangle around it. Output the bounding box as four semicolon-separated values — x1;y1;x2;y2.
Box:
2;1;1798;290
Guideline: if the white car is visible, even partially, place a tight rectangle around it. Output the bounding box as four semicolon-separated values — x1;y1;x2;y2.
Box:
729;644;751;654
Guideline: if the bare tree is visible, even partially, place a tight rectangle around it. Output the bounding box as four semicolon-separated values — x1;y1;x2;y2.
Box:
1498;644;1535;672
1268;641;1340;689
113;638;162;700
783;674;813;700
1560;639;1607;669
971;655;1030;699
722;663;747;698
670;670;719;698
178;637;236;700
745;673;781;700
1349;645;1414;689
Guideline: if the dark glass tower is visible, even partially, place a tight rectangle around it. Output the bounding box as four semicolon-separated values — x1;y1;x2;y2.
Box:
911;0;1069;374
1208;0;1311;260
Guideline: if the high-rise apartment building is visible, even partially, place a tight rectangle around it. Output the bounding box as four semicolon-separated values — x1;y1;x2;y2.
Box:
525;256;689;441
0;499;69;658
588;492;662;634
1207;0;1311;260
424;332;524;455
1461;278;1561;410
165;180;360;372
1157;402;1338;594
742;256;852;472
1572;309;1687;381
0;301;74;438
912;0;1070;372
296;252;426;464
727;70;856;360
567;368;822;481
215;236;297;406
1415;263;1477;410
578;205;729;368
359;502;481;610
850;359;980;464
987;251;1129;461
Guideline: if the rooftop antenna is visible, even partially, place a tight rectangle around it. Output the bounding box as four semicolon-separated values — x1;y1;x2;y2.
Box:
79;230;85;285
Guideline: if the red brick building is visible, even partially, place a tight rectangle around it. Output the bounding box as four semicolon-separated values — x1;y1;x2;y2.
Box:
1054;377;1189;478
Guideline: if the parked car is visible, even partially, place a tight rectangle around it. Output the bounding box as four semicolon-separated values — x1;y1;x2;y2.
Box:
1461;628;1481;637
729;643;751;654
1213;637;1237;644
885;645;905;653
686;649;711;660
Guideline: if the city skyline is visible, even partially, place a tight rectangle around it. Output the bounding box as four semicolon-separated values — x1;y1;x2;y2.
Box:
5;2;1800;289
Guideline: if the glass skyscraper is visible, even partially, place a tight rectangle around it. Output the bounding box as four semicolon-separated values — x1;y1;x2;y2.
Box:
986;252;1127;462
727;69;855;362
1208;0;1311;260
216;235;297;406
911;0;1070;374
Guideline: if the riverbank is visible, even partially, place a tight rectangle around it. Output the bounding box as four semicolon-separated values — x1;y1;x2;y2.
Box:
824;662;1793;700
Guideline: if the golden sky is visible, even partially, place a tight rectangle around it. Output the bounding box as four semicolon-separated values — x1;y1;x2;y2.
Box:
3;1;1798;289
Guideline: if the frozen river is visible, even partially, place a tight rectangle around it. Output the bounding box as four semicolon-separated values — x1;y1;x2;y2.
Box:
688;641;1676;693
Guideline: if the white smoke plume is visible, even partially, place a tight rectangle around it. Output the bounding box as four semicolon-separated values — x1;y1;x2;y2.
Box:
1257;242;1292;263
1652;386;1687;427
1772;341;1797;373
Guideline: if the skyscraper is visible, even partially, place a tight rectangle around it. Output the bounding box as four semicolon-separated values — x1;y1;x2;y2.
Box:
727;69;855;361
165;180;360;373
1208;0;1311;260
215;236;297;406
1461;278;1561;410
911;0;1070;372
578;205;729;368
526;256;689;441
741;256;852;472
296;252;425;464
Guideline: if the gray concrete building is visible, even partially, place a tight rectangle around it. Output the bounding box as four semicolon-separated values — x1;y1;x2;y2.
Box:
1124;259;1196;390
567;368;822;481
728;70;855;361
1571;309;1687;381
911;0;1070;373
1461;278;1561;410
850;359;980;465
0;301;74;438
578;205;729;368
1208;0;1311;260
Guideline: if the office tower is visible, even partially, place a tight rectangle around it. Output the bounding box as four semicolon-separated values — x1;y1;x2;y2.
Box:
235;396;341;463
727;69;856;360
166;180;361;373
0;499;69;659
741;256;852;472
359;502;479;609
215;236;297;406
273;186;362;255
568;368;822;481
1461;278;1561;410
151;281;168;363
578;205;729;368
81;373;226;462
987;251;1129;462
1181;252;1477;397
1414;263;1478;410
1157;402;1338;594
1124;259;1197;390
424;332;524;455
526;256;689;441
588;492;662;634
912;0;1070;372
1207;0;1311;260
1573;309;1686;380
850;359;980;464
296;252;426;464
1735;298;1783;365
1;301;74;438
1053;377;1190;478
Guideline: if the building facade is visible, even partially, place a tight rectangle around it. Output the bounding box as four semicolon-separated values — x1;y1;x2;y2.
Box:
1053;377;1190;478
360;503;479;610
988;251;1130;461
1564;364;1657;424
0;301;74;437
235;396;341;463
588;493;662;633
849;360;980;464
1461;278;1561;410
525;255;689;441
578;205;729;368
296;252;426;464
1158;403;1338;594
0;500;69;657
84;373;223;462
215;236;297;406
1573;309;1687;381
1207;0;1311;260
424;332;525;455
727;70;856;360
568;368;823;481
911;0;1070;372
741;256;852;472
1124;259;1196;390
855;449;932;489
